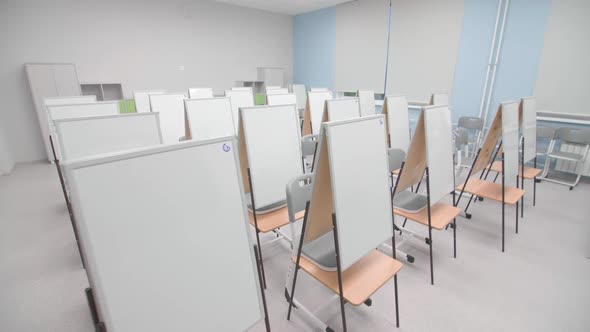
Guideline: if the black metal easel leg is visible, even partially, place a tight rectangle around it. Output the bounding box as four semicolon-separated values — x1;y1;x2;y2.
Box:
453;218;457;258
85;287;99;325
287;202;310;321
393;275;400;328
254;248;271;332
332;214;347;332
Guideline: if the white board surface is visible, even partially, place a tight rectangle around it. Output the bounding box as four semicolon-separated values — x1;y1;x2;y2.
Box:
308;91;333;135
502;102;520;185
431;93;449;106
149;93;186;144
242;105;303;209
55;113;162;161
63;138;262;332
47;102;120;144
326;98;360;122
290;84;307;110
185;97;235;140
423;106;454;203
188;88;214;99
133;90;165;113
266;93;297;106
266;88;288;96
385;96;411;151
226;89;254;132
45;95;96;106
358;90;376;116
310;88;329;92
325;115;393;270
521;97;537;162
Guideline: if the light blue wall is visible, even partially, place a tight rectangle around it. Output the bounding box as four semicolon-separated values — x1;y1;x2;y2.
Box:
450;0;499;122
293;8;336;90
451;0;552;123
489;0;552;121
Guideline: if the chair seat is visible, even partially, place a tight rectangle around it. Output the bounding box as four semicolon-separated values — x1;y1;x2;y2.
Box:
248;207;305;233
488;161;542;179
392;190;428;213
302;232;336;271
394;202;461;230
296;250;403;306
456;178;524;205
547;151;584;161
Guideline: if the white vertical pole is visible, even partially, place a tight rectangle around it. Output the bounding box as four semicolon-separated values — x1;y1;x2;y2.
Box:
482;0;510;130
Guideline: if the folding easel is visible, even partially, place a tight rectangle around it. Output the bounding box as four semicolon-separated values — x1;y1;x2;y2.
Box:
382;95;411;151
302;90;332;135
483;97;541;218
455;102;525;252
238;104;305;290
287;115;402;332
389;106;461;285
64;138;270;331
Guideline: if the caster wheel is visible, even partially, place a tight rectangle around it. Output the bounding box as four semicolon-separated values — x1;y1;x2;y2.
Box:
364;298;373;307
425;238;431;245
326;328;335;332
407;255;415;263
535;179;541;183
465;213;472;219
478;197;484;201
569;186;573;191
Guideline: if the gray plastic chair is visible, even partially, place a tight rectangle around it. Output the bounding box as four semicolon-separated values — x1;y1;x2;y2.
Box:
301;135;318;173
285;173;337;270
457;116;484;164
454;128;469;174
540;127;590;189
388;148;406;173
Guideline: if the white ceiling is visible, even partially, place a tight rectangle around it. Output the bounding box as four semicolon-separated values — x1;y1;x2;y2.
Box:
215;0;354;15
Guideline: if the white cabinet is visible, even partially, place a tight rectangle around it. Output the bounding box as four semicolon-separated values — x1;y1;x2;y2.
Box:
25;63;81;162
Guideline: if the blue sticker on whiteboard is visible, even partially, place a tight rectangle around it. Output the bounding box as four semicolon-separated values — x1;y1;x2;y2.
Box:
222;143;231;152
379;119;383;125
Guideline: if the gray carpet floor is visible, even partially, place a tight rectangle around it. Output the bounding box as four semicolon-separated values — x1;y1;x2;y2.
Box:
1;162;589;332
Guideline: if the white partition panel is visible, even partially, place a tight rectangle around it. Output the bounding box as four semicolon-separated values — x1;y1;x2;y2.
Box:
358;90;376;116
188;88;214;99
502;102;520;185
133;90;166;113
267;93;297;106
48;102;120;144
149;93;186;144
226;89;254;131
308;91;333;135
242;105;303;209
266;88;289;96
326;98;360;122
55;113;162;161
45;95;96;106
185;97;235;140
325;115;392;270
290;84;307;110
521;97;537;162
385;96;411;152
423;106;455;203
63;138;263;331
431;93;449;106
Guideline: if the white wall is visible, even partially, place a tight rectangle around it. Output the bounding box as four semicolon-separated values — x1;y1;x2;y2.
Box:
334;0;389;93
0;0;292;162
534;0;590;116
386;0;464;101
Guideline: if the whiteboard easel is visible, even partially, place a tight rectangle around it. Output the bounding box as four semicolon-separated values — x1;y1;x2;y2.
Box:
133;90;166;113
55;112;163;161
302;91;332;135
324;98;360;123
382;96;411;151
149;93;186;144
63;138;267;331
184;97;236;140
226;89;255;132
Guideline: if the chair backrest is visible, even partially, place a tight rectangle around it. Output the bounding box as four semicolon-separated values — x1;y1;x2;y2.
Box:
536;126;555;139
301;134;318;157
388;148;406;173
457;116;484;131
555;127;590;145
455;128;469;148
286;174;314;224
